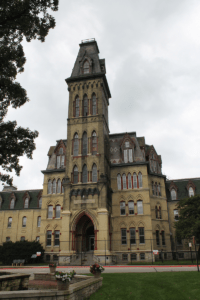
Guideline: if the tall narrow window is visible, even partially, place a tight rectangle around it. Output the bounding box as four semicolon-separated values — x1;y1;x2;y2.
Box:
120;201;126;215
75;97;79;117
174;209;179;221
54;230;60;246
61;155;65;167
92;94;97;115
171;189;176;200
46;231;52;246
82;132;88;156
62;179;64;193
121;228;127;245
82;165;88;183
74;133;79;156
73;166;78;184
57;179;61;193
37;216;41;227
122;174;126;190
48;180;52;194
38;197;42;208
133;173;137;188
161;231;165;246
158;184;161;196
55;205;61;218
47;205;53;219
117;174;121;190
139;227;145;244
138;172;142;188
137;200;143;214
92;164;97;182
152;182;155;195
6;237;10;242
159;207;162;219
156;230;160;245
52;179;56;194
128;173;132;189
124;149;128;163
128;201;134;215
8;217;12;228
10;199;15;209
22;216;27;227
83;60;89;74
128;149;133;162
24;198;29;209
92;132;97;155
155;183;158;196
83;95;88;116
130;228;136;244
57;155;60;168
189;187;194;197
59;148;63;155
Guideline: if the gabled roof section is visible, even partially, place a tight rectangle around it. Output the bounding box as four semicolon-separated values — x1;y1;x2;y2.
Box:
166;178;200;201
48;146;55;157
137;137;145;147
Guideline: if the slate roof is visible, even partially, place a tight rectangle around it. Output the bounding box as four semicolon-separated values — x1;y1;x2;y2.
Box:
0;189;42;210
166;178;200;201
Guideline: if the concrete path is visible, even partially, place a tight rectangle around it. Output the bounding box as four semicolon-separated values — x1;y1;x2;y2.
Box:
1;265;198;280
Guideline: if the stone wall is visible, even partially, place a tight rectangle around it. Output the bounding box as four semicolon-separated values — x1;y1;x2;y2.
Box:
0;273;30;291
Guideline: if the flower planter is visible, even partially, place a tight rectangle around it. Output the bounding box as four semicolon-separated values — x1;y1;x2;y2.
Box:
57;280;70;290
49;266;56;274
94;271;101;278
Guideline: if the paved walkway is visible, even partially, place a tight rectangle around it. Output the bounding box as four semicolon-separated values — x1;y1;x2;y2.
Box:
0;265;198;279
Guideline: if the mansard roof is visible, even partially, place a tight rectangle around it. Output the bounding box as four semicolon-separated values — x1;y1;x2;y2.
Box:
0;189;42;210
166;178;200;201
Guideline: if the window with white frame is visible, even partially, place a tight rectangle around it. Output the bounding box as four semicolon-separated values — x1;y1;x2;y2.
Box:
138;172;142;188
74;133;79;156
24;197;29;209
121;228;127;245
124;149;128;163
158;183;161;196
48;180;52;194
122;174;126;189
54;230;60;246
120;201;126;215
174;209;179;221
61;155;65;167
189;187;194;197
171;188;176;200
57;155;60;168
130;228;136;244
82;132;88;156
82;165;88;183
92;164;97;182
46;231;52;246
137;200;143;214
8;217;12;228
140;253;145;260
133;173;137;188
122;253;128;261
55;205;61;218
52;179;56;194
128;173;132;189
37;216;41;227
139;227;145;244
10;199;15;209
57;179;61;193
47;205;53;219
73;166;78;184
128;201;134;215
124;141;133;163
22;216;26;227
131;253;137;260
117;174;121;190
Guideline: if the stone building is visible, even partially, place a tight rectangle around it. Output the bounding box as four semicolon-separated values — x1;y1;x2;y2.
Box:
0;39;199;264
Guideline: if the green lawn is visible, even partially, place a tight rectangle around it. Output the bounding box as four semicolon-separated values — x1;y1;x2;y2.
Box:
89;272;200;300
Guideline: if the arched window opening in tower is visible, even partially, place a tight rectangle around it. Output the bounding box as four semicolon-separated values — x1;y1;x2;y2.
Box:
82;132;88;156
83;60;89;74
74;133;79;156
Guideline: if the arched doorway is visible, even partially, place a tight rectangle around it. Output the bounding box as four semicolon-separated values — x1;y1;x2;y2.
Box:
74;214;95;252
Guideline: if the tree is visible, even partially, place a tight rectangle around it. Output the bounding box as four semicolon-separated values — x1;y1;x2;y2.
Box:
0;0;59;185
174;195;200;244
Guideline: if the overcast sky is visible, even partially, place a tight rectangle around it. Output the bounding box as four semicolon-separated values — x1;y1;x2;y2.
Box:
2;0;200;191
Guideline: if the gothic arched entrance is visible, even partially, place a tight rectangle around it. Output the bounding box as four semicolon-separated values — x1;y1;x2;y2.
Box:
73;213;96;252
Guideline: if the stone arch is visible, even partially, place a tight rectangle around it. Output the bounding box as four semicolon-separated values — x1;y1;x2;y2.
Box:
71;210;98;231
136;194;143;200
128;221;136;228
118;221;127;230
137;221;145;228
127;194;134;201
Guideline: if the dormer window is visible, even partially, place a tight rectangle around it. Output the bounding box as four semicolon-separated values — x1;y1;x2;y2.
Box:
83;60;89;74
171;188;177;200
24;197;29;209
57;148;65;168
189;187;194;197
123;139;133;163
10;199;15;209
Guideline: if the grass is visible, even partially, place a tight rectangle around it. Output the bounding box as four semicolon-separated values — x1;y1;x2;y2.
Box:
127;259;197;265
89;272;200;300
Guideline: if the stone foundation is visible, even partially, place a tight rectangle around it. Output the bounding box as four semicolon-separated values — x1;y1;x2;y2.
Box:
0;272;30;291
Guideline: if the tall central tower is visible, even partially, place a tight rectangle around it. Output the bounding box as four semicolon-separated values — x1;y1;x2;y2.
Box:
60;39;112;263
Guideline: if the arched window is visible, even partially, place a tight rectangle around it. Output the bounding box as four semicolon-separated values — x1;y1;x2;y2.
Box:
155;206;158;218
137;200;143;214
10;199;15;209
92;164;97;182
73;166;78;184
38;197;42;208
83;60;89;74
24;197;29;209
158;183;161;196
83;95;88;117
57;155;60;168
47;205;53;219
59;148;63;155
52;179;56;194
47;180;52;194
8;217;12;228
55;205;61;218
75;96;80;117
122;174;126;189
92;94;97;115
37;216;41;227
74;133;79;156
62;179;64;193
22;216;27;227
82;132;88;156
117;174;121;190
92;131;97;155
156;230;160;245
189;187;194;197
82;165;88;183
57;179;61;193
138;172;142;188
133;173;137;188
171;189;176;200
128;201;134;215
128;173;132;189
152;182;155;195
120;201;125;215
